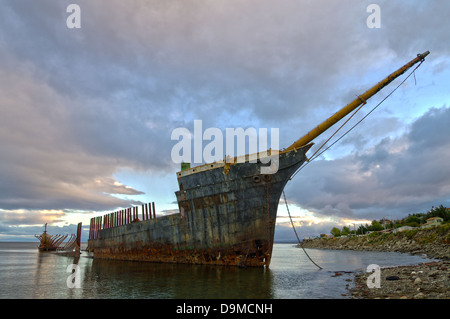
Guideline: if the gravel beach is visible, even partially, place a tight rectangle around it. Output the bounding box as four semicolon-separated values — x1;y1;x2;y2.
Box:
348;261;449;299
302;225;450;299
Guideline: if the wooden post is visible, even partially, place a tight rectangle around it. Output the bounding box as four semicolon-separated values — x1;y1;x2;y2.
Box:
75;222;82;254
92;217;97;239
98;216;102;238
152;202;156;219
93;217;96;239
95;217;98;238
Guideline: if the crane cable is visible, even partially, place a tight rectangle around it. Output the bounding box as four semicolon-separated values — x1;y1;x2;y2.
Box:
282;59;425;270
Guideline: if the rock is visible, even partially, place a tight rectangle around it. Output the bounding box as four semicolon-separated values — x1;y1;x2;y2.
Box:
349;260;449;299
429;270;440;278
386;276;400;281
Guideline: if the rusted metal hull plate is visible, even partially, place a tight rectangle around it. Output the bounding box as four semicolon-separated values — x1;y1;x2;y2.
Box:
89;240;272;267
88;146;310;268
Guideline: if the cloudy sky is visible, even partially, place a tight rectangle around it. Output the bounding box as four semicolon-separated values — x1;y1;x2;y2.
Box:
0;0;449;242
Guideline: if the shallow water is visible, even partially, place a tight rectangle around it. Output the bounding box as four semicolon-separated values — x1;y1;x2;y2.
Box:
0;242;433;299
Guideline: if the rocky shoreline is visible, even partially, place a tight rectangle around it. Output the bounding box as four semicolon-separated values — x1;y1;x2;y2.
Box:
348;260;449;299
302;225;449;299
301;225;450;260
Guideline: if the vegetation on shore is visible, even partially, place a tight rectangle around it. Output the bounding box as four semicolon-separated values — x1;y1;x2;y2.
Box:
328;205;449;238
302;223;450;260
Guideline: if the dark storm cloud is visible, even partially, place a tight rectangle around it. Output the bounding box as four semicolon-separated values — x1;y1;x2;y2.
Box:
286;106;450;220
0;0;449;218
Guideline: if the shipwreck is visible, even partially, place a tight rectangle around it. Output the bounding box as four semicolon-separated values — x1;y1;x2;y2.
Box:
87;51;429;267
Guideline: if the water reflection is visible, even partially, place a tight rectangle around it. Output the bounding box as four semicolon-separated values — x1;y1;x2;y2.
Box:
0;243;434;299
84;258;274;298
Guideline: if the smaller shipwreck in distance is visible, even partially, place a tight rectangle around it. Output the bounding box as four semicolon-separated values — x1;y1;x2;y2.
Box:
87;51;430;267
35;223;82;253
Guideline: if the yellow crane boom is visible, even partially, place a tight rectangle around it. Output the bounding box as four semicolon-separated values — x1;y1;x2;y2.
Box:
285;51;430;152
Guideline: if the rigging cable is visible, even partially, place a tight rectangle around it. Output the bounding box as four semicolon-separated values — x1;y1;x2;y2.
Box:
282;59;425;270
290;59;425;181
282;190;323;270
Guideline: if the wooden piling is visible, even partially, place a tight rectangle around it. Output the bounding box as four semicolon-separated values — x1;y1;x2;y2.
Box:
152;202;156;219
93;217;96;239
75;222;82;254
98;216;102;238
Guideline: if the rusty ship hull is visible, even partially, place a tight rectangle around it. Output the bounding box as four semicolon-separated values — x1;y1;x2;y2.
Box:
88;145;311;267
87;51;429;268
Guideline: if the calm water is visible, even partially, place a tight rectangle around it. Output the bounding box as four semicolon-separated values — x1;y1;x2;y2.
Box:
0;242;433;299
